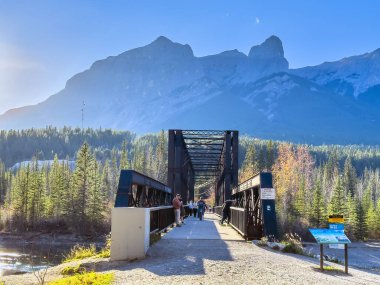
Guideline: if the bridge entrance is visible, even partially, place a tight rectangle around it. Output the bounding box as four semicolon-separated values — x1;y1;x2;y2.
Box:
111;130;278;260
167;130;239;205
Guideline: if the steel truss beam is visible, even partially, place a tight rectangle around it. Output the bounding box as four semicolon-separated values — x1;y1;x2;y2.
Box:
168;129;238;205
115;170;172;207
231;172;278;239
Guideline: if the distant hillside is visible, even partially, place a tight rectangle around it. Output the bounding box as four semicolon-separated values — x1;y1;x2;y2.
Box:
0;36;379;144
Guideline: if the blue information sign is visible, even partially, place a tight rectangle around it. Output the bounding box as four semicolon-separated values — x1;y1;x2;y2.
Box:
309;229;351;244
329;223;344;230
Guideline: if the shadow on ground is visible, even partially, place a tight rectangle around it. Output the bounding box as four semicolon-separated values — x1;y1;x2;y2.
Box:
112;215;234;276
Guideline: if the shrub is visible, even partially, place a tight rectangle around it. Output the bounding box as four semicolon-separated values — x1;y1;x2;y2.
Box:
61;264;87;276
63;244;97;263
257;236;269;246
96;237;111;258
281;233;304;254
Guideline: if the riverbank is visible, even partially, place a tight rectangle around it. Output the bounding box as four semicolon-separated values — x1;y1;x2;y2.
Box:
0;231;107;246
0;231;107;277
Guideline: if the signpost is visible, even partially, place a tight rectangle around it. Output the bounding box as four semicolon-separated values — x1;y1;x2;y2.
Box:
308;215;351;274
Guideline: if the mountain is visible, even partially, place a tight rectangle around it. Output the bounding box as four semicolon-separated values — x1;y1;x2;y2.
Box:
0;36;379;144
291;48;380;98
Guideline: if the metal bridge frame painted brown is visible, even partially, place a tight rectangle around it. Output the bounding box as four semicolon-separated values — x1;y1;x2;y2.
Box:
167;130;239;205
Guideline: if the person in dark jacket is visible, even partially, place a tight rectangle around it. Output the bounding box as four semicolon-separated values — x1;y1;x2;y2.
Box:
197;197;206;221
220;200;233;225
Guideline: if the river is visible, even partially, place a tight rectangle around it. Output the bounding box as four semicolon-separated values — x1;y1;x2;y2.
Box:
0;243;71;276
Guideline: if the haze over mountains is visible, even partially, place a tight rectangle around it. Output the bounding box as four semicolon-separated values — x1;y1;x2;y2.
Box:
1;36;379;145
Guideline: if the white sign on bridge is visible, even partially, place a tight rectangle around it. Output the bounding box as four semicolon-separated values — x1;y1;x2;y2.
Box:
260;188;276;200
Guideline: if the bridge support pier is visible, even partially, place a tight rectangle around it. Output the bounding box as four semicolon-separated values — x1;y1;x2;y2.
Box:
110;207;150;261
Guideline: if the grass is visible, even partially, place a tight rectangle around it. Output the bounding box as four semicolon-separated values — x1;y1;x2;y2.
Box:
63;238;111;262
48;272;114;285
312;265;348;275
61;264;87;276
63;244;97;263
96;238;111;258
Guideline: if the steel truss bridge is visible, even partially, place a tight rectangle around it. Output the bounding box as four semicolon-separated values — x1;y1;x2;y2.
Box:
114;129;277;240
167;129;239;205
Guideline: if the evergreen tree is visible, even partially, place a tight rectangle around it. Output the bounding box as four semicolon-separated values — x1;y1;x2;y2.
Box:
354;197;367;240
310;181;325;227
366;202;379;238
329;176;345;215
345;195;357;239
155;130;167;183
119;140;130;171
109;148;119;201
72;142;94;233
239;143;258;182
86;156;104;230
266;140;275;171
342;157;357;197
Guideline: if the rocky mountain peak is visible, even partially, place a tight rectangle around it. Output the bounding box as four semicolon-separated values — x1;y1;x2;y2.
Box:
249;35;285;59
146;36;194;58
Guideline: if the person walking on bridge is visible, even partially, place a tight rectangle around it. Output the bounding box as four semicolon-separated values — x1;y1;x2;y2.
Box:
172;194;182;227
197;197;206;221
220;200;233;225
192;200;198;218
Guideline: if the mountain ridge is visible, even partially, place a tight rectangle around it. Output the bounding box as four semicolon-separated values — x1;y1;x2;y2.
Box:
1;36;379;145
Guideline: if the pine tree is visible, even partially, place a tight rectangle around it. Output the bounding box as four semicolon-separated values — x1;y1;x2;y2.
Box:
86;156;104;230
310;181;326;227
239;143;258;182
345;195;357;238
72;142;93;233
329;176;345;215
155;130;167;183
12;165;31;229
119;140;130;171
109;148;119;202
266;140;275;171
366;202;378;238
342;157;357;197
354;197;367;240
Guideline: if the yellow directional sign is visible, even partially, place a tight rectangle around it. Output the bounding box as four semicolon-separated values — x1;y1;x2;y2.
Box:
329;215;344;223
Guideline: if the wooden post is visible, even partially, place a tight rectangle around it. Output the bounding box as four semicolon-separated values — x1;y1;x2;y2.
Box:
320;244;324;271
344;244;348;274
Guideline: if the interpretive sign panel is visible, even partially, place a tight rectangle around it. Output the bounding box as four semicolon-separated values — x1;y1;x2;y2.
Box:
329;223;344;230
309;229;351;244
260;188;275;200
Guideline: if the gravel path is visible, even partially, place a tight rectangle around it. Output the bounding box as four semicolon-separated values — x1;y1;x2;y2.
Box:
111;214;380;284
2;213;379;284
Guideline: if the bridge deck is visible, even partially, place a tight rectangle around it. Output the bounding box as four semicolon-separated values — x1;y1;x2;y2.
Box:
162;212;242;240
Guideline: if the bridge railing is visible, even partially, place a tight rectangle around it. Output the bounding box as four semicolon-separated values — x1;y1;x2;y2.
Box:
150;206;175;233
230;207;246;237
213;205;223;217
214;206;248;238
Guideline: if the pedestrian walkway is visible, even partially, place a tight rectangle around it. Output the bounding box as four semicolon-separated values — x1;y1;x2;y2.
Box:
163;212;242;241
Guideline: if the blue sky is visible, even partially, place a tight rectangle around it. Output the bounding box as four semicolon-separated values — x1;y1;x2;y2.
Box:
1;0;379;114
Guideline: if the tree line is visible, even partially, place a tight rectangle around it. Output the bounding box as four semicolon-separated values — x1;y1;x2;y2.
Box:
0;130;167;235
239;139;380;240
0;127;380;240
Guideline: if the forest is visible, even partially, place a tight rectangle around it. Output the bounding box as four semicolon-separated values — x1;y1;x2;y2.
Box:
0;127;380;240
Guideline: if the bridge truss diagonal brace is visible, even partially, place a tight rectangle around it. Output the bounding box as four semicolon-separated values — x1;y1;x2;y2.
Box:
168;129;238;206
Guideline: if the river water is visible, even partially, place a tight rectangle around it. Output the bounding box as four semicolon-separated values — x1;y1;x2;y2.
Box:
0;243;70;276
